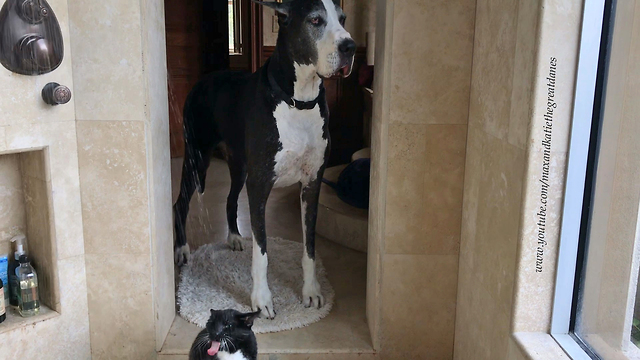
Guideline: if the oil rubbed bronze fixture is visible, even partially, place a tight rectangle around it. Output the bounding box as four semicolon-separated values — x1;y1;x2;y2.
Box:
41;82;70;105
0;0;63;75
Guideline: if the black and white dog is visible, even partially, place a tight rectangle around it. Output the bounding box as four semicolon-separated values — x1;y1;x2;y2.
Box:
173;0;356;319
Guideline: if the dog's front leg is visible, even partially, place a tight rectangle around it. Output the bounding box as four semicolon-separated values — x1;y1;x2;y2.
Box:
300;176;325;309
247;176;276;319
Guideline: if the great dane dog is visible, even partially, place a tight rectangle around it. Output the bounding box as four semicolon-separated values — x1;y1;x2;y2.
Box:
173;0;355;319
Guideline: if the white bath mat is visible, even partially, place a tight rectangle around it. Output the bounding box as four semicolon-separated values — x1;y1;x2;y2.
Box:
177;237;335;333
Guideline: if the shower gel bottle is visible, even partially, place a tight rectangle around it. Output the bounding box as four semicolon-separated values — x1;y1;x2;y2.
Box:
17;255;39;317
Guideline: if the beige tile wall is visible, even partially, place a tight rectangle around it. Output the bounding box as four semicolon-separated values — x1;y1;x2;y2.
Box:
69;0;173;356
0;0;92;356
369;0;475;357
454;0;583;358
0;154;26;253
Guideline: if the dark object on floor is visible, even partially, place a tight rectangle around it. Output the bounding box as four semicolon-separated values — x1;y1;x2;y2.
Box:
189;309;260;360
322;158;370;209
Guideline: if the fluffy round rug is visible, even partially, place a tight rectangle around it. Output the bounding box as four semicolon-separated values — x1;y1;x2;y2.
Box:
177;237;335;333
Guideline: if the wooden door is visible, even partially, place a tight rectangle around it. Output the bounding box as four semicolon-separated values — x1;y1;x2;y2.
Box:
165;0;231;158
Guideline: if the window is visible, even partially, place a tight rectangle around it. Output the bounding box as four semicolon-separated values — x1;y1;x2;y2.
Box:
552;0;640;358
228;0;242;54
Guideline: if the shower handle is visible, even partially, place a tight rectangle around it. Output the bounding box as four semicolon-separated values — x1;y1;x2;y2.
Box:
41;82;71;105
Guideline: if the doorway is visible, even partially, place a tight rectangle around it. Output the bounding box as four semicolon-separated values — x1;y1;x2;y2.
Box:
161;1;373;356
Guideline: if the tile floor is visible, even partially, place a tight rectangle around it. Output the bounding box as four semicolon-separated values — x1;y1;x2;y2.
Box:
160;157;374;358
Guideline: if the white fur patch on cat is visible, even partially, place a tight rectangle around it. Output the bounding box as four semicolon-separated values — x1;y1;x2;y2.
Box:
272;103;327;188
217;350;249;360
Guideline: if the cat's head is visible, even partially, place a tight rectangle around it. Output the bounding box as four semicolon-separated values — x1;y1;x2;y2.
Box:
203;309;261;356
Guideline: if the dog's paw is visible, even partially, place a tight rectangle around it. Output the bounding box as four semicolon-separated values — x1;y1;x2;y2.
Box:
302;280;324;309
174;243;190;266
252;285;275;319
227;233;244;251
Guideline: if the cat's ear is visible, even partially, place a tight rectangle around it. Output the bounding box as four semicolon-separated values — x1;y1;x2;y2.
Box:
237;310;261;328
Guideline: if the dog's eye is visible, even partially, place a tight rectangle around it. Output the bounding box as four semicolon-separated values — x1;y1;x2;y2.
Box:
339;16;346;26
310;16;322;26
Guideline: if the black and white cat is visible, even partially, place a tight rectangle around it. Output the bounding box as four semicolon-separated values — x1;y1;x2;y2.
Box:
189;309;261;360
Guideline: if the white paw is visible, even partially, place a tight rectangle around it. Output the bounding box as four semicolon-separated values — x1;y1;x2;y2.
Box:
251;285;275;319
227;233;244;251
174;243;190;266
302;279;324;309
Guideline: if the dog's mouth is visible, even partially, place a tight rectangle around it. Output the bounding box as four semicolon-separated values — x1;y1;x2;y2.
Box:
338;63;352;77
324;63;353;79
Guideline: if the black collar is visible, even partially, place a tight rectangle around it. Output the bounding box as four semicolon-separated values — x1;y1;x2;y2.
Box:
267;69;323;110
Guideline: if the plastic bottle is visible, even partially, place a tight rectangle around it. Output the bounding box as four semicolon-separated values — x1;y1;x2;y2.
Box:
9;234;26;307
0;278;6;323
0;255;8;303
17;255;39;317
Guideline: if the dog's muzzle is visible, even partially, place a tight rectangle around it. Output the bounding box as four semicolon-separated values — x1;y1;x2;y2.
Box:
336;38;356;77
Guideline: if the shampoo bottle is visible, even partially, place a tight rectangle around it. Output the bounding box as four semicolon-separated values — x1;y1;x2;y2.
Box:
0;278;6;324
0;255;8;302
17;255;39;317
9;234;26;307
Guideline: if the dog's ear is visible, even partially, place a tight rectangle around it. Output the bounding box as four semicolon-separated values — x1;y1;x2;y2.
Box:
237;310;261;328
253;1;290;18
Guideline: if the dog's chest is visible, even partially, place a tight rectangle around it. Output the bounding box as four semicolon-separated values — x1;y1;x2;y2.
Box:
272;103;327;188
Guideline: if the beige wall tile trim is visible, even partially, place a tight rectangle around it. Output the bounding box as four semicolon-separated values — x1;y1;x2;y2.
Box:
511;0;583;334
366;0;396;350
512;333;570;360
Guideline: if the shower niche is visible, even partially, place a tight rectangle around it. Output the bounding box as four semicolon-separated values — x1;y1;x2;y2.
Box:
0;148;59;333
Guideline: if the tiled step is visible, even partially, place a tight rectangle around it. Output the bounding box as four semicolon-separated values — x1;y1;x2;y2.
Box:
317;165;369;253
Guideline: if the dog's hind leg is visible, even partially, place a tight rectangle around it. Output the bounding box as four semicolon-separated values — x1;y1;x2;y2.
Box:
226;155;247;251
173;145;211;266
300;175;325;309
247;175;275;319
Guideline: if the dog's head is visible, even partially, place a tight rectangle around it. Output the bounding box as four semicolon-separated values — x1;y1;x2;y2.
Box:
257;0;356;78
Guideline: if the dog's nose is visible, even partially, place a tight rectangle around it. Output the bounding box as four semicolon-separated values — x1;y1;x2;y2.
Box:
338;39;356;57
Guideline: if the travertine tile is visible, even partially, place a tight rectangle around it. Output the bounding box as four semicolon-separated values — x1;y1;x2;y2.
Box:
512;151;566;333
19;150;48;181
389;0;475;125
68;0;145;121
422;124;466;255
77;120;150;255
23;175;59;311
381;254;458;359
0;154;26;244
507;338;529;360
0;0;75;127
513;332;570;360
469;134;525;315
459;125;483;268
507;0;540;149
0;126;6;152
85;253;155;360
454;260;510;360
384;123;427;253
385;124;466;255
467;0;518;140
0;256;91;360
